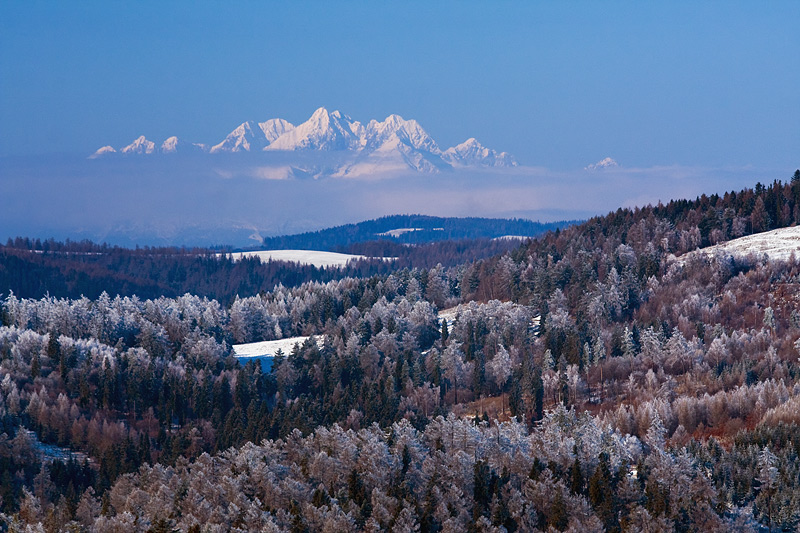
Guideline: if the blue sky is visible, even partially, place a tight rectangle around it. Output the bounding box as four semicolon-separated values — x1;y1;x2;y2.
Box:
1;1;798;169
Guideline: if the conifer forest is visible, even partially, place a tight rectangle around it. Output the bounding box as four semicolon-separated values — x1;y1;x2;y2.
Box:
3;177;800;532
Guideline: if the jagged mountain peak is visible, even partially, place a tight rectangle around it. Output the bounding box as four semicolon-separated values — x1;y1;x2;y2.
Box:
89;145;116;159
161;136;208;154
210;121;270;153
161;136;180;152
443;138;517;168
90;109;517;174
266;107;364;151
310;106;333;120
121;136;156;155
258;118;294;144
366;114;440;154
458;137;480;148
585;157;619;171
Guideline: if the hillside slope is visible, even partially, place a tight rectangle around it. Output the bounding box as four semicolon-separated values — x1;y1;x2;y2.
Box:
260;214;574;250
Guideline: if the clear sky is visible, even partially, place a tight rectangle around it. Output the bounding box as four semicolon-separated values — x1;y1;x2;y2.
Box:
1;1;798;169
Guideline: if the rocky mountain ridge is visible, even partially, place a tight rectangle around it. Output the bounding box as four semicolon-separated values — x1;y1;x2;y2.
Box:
90;107;517;176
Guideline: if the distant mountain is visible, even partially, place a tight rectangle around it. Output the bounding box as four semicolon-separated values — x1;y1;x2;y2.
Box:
90;135;205;158
265;108;363;152
585;157;619;171
90;108;517;176
88;146;116;159
443;138;517;168
259;214;575;251
210;119;294;153
161;136;207;154
121;135;156;155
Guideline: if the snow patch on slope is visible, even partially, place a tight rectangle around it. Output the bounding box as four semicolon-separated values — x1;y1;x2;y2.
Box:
233;336;315;358
225;249;395;268
688;226;800;263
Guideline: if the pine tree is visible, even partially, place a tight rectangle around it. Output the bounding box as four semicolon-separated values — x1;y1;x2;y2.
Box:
30;353;40;379
588;453;617;531
548;490;568;531
473;460;491;522
569;455;584;495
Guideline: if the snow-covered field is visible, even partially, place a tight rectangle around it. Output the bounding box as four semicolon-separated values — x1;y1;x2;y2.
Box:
224;250;393;268
689;226;800;262
232;336;316;358
437;307;460;329
492;235;533;241
376;228;424;237
376;227;444;237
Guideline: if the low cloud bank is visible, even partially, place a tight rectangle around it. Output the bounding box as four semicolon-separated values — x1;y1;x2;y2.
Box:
0;155;777;246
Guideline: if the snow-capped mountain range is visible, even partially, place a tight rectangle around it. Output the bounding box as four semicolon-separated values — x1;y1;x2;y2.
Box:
90;107;516;176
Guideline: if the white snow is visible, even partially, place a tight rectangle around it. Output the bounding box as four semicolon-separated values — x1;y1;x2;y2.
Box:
224;249;395;268
90;108;518;175
437;307;460;329
161;136;181;153
258;118;295;144
160;136;209;154
121;136;156;155
376;228;424;237
265;107;365;152
88;146;116;159
686;226;800;263
365;114;441;154
443;138;517;167
94;136;207;156
585;157;619;171
233;336;316;358
211;121;267;153
493;235;533;241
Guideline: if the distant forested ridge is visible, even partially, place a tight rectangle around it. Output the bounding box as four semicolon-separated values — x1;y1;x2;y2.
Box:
0;237;520;303
261;214;574;250
464;176;800;304
3;174;800;531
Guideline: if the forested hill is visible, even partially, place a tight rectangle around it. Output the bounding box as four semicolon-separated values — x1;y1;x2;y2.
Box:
463;175;800;304
4;175;800;531
261;214;574;250
0;237;519;303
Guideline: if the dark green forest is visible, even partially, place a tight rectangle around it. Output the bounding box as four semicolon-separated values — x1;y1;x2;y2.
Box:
261;214;574;250
0;237;519;304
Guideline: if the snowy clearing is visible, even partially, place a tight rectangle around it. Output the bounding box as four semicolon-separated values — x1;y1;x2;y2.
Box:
686;226;800;263
438;304;540;335
376;227;444;237
437;307;460;328
224;250;394;268
232;336;316;358
376;228;423;237
492;235;534;241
